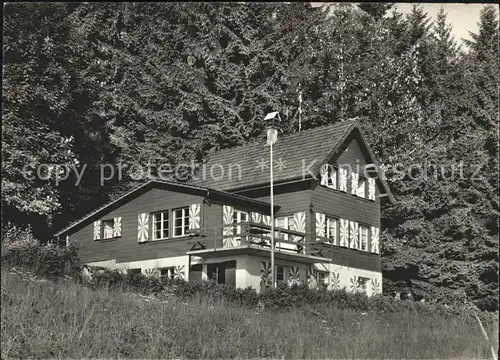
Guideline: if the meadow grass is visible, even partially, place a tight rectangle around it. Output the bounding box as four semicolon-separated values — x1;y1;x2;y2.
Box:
1;269;498;359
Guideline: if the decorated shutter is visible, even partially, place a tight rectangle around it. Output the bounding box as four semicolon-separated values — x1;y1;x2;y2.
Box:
260;261;271;280
368;178;376;200
262;215;272;226
370;226;379;253
330;168;337;189
315;212;325;240
144;268;160;277
174;265;185;280
350;275;360;293
189;203;201;230
65;235;70;247
93;221;101;240
357;178;365;197
307;266;315;278
339;168;347;192
339;219;349;247
222;205;234;247
371;278;381;296
251;212;262;224
350;221;359;249
292;212;306;243
288;266;300;286
330;272;340;291
351;172;359;195
137;213;149;243
113;217;122;237
320;164;329;186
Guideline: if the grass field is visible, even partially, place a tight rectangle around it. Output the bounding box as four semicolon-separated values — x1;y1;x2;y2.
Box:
1;269;498;359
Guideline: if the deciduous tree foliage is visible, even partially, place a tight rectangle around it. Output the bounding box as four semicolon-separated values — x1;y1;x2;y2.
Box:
2;3;498;310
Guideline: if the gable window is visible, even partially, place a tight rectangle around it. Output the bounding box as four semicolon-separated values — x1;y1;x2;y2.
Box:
320;164;337;190
173;207;189;237
359;225;369;251
153;211;170;240
357;175;366;198
102;219;114;239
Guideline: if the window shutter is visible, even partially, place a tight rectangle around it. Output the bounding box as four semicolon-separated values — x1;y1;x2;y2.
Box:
262;215;272;226
251;212;262;223
222;205;234;247
368;178;376;201
371;227;379;253
339;168;347;192
93;221;101;240
351;172;359;195
174;265;185;280
350;221;359;249
113;217;122;237
288;266;300;286
292;212;306;233
315;212;325;240
320;164;329;186
350;275;360;293
371;278;381;295
189;204;201;230
339;219;349;247
137;213;149;243
260;261;271;280
357;178;365;197
65;235;70;247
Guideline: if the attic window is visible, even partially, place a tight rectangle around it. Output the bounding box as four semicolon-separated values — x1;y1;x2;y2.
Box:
103;219;114;239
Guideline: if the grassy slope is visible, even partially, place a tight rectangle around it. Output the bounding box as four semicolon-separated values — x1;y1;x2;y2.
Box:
1;270;498;359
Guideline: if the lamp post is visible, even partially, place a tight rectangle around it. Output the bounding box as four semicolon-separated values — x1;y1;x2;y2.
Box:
264;111;280;288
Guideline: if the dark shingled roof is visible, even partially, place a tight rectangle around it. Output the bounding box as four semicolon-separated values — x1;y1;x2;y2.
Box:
189;120;358;191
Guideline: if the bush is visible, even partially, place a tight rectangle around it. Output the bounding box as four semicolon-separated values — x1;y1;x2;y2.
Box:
1;225;79;278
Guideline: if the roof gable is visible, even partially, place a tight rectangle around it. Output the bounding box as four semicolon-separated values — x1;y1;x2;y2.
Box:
189;119;357;190
189;119;393;200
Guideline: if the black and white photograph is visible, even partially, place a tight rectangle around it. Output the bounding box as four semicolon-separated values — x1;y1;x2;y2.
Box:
1;2;498;359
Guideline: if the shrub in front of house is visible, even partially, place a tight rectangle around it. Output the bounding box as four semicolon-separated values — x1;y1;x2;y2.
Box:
1;225;80;278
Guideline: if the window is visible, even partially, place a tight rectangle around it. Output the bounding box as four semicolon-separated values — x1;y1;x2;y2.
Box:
358;276;370;294
359;225;369;251
357;176;366;198
173;207;189;237
328;167;337;189
321;164;337;190
326;217;337;244
160;267;175;279
276;216;294;241
276;265;285;283
102;219;114;239
317;271;328;290
128;268;141;275
232;209;248;236
153;211;170;240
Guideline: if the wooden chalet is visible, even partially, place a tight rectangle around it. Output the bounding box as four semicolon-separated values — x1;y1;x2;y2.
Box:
56;119;393;295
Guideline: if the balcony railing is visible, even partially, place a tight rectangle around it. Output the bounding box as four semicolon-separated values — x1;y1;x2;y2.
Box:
186;222;336;257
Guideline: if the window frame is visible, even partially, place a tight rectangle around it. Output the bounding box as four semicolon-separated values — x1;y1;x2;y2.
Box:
276;265;285;283
359;224;369;251
232;209;249;236
102;219;115;239
276;215;294;241
325;216;338;245
173;207;190;238
358;276;370;294
357;174;367;198
152;210;170;241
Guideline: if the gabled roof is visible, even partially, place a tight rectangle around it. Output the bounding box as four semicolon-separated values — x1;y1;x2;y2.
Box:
55;180;279;237
189;119;393;201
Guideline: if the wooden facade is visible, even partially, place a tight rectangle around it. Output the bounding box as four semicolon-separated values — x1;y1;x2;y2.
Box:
57;120;391;295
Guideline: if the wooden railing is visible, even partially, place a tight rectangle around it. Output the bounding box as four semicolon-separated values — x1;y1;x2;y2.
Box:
187;222;337;257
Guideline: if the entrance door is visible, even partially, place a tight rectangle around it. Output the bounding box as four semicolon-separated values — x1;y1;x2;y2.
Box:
207;261;236;287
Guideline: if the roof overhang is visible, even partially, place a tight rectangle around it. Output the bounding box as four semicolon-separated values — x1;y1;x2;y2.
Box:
55;180;279;237
186;244;331;264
